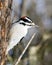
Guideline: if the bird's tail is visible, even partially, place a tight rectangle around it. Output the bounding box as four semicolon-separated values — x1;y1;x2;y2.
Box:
6;45;13;55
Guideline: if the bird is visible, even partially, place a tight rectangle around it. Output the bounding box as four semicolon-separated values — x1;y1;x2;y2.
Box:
6;16;38;55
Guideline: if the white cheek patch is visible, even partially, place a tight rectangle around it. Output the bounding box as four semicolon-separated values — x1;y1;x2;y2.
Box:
25;22;31;25
20;20;24;23
20;20;30;25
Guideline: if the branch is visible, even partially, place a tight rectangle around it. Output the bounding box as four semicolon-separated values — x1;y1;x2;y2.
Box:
14;33;36;65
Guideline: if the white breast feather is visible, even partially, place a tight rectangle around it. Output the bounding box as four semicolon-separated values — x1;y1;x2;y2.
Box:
6;23;28;55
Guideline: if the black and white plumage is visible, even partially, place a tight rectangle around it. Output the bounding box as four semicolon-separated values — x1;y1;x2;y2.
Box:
6;16;36;55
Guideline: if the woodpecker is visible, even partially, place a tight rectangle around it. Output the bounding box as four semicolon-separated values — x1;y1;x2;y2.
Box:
6;16;38;55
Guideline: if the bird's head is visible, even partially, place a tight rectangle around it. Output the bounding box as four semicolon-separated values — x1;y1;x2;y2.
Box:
12;16;39;28
18;16;35;26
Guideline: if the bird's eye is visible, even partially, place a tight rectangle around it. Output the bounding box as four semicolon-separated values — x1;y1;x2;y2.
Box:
20;22;26;26
20;18;32;23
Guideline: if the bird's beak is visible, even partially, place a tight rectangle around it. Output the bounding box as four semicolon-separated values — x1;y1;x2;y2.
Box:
31;23;39;27
31;23;35;26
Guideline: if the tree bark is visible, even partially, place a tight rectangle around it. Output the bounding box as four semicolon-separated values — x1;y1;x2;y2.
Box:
0;0;12;65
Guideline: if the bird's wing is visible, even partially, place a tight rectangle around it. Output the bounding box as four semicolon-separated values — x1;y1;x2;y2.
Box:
6;24;27;54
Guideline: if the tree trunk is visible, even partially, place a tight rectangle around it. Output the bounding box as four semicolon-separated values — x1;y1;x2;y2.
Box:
0;0;12;65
